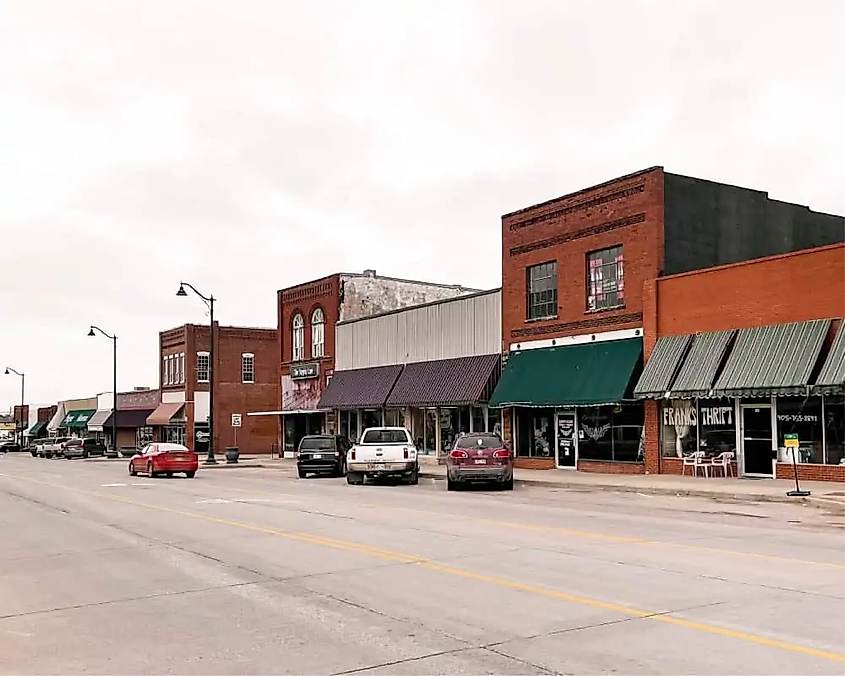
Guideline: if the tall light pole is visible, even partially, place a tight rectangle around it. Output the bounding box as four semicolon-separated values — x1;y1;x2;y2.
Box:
4;367;25;447
177;281;217;464
88;326;117;453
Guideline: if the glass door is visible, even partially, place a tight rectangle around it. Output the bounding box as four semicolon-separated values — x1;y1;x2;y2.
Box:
740;405;774;476
555;412;578;468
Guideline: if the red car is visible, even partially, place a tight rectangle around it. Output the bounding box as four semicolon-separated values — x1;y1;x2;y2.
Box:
129;442;197;478
447;432;514;491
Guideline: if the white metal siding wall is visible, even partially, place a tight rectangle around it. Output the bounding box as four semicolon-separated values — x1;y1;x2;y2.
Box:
335;291;501;370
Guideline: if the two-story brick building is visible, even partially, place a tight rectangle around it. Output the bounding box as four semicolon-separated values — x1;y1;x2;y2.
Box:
254;270;480;455
153;323;278;456
489;166;844;472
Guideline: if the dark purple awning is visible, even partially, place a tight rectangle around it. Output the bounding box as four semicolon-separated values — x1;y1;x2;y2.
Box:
318;365;404;410
386;354;501;407
102;408;156;429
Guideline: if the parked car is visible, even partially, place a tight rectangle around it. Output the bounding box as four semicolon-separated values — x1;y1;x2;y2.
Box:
447;432;514;491
64;437;107;459
346;427;419;485
40;437;73;458
30;439;47;457
129;443;197;478
1;441;22;453
297;435;350;478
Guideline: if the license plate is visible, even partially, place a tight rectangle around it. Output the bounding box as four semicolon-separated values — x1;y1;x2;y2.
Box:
373;463;386;470
313;454;322;460
474;459;487;465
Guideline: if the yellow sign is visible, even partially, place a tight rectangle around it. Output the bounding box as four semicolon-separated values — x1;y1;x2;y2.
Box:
783;433;799;448
0;422;16;431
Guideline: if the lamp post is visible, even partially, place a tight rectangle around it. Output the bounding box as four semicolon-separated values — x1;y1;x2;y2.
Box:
177;281;217;464
4;367;25;447
88;326;117;453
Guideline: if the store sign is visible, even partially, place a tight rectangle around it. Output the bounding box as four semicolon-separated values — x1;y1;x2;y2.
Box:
662;405;734;427
0;422;15;431
777;414;818;423
195;430;210;443
290;363;319;380
783;433;799;448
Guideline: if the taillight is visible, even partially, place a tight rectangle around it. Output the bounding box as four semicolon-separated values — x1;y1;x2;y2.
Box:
450;449;468;459
350;449;356;460
60;443;66;449
493;449;510;458
403;447;409;459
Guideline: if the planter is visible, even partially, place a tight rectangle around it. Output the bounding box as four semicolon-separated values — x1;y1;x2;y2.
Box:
225;446;240;464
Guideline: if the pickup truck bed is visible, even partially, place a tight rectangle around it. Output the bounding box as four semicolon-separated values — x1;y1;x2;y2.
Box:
346;427;418;486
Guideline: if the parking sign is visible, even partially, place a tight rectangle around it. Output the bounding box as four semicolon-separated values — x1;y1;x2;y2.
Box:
231;413;242;427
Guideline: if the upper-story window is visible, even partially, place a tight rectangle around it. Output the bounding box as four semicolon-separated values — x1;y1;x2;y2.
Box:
242;353;255;383
197;351;210;382
526;261;558;320
179;352;185;383
292;313;305;361
311;308;325;358
587;245;625;311
163;356;169;385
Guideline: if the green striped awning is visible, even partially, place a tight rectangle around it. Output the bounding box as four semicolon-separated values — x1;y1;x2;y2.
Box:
669;330;736;399
815;321;845;396
712;320;830;398
633;334;693;399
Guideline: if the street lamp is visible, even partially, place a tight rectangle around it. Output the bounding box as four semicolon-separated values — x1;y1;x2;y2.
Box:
88;326;118;454
4;367;25;447
176;281;217;464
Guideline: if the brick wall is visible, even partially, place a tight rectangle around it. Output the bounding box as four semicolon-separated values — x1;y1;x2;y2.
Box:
278;275;340;377
501;167;665;348
117;389;159;409
775;462;845;482
654;243;845;336
37;406;56;423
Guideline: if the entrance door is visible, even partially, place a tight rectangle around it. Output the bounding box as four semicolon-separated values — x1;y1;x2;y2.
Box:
555;412;578;469
741;405;774;476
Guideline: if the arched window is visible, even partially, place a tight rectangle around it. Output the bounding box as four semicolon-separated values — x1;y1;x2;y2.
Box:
311;308;325;358
292;313;305;361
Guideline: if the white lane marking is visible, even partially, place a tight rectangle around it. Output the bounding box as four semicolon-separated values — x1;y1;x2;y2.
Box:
102;483;127;487
232;498;300;504
196;498;232;504
6;630;32;638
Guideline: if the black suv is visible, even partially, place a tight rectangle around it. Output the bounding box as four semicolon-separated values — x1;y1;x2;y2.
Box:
296;435;351;478
1;441;21;453
64;437;107;459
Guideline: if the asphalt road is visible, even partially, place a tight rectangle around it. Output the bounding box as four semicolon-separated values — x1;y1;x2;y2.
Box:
1;454;843;675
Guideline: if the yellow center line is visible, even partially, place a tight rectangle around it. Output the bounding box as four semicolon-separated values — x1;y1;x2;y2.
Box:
183;475;845;569
4;472;845;664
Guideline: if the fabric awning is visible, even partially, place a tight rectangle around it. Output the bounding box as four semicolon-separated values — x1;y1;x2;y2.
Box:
489;338;643;408
60;409;96;429
814;321;845;396
318;365;404;410
146;402;185;426
712;319;830;398
27;421;46;436
86;409;113;432
668;330;736;399
102;409;156;428
385;354;501;407
634;334;693;399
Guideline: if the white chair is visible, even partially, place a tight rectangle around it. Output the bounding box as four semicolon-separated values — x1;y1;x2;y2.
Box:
711;451;735;478
682;451;711;478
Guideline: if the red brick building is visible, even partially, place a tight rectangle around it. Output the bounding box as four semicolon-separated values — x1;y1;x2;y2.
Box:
154;323;279;456
265;271;480;455
638;244;845;482
489;166;844;474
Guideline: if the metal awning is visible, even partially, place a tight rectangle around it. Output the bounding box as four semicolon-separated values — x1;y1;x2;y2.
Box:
633;334;693;399
318;365;404;410
247;409;331;416
668;330;736;399
86;409;113;432
814;321;845;396
27;421;46;436
712;319;830;398
385;354;501;407
103;409;156;428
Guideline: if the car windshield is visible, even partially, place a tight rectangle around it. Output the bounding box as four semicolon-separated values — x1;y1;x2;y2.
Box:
455;435;502;450
300;437;335;450
362;429;408;444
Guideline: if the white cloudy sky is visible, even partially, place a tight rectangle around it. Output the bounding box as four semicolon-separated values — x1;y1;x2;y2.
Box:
1;0;843;408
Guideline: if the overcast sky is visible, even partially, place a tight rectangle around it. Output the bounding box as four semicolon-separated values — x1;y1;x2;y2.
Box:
1;0;843;408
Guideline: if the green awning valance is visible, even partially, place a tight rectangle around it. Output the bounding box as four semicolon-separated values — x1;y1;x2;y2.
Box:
60;409;96;429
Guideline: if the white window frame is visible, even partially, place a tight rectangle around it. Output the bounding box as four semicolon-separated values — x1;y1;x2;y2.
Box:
311;308;325;358
169;355;175;385
180;352;185;383
242;353;255;384
292;313;305;362
197;351;210;383
163;356;168;386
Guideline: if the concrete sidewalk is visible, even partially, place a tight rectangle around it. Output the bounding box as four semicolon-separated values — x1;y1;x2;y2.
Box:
201;454;845;512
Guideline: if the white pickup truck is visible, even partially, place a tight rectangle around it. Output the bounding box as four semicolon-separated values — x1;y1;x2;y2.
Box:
346;427;419;485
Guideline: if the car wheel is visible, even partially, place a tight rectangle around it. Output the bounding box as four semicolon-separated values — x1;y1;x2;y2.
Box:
502;477;514;491
185;471;196;478
447;476;459;491
408;466;419;485
346;471;364;485
82;451;88;459
147;462;156;478
297;468;307;479
129;462;137;476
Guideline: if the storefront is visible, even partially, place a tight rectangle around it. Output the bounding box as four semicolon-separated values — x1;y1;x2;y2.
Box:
146;402;186;445
58;409;95;437
86;409;113;444
489;336;644;470
102;408;156;452
637;319;845;480
280;363;328;455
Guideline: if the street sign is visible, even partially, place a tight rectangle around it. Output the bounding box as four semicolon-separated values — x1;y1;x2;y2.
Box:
231;413;242;428
783;433;799;448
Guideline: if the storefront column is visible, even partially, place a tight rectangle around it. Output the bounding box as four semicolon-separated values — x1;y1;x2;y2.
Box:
483;406;489;433
435;406;443;461
644;400;660;474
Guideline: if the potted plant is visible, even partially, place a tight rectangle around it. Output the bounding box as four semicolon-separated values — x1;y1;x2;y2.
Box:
225;446;239;463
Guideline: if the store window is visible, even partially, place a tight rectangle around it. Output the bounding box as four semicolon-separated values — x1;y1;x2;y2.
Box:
660;398;737;458
587;245;624;311
440;406;470;452
136;426;153;449
824;396;845;466
340;410;360;444
488;407;502;438
580;403;644;462
776;397;823;464
362;410;381;431
384;408;406;428
515;408;554;458
471;406;485;434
